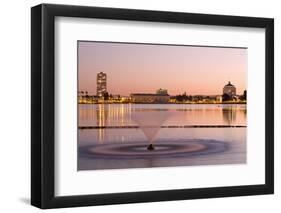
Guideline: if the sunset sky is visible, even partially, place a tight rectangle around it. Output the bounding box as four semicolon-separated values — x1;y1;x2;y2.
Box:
78;41;247;96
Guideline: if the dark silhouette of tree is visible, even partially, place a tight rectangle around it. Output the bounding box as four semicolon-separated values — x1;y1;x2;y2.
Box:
222;93;231;101
242;90;247;100
103;92;109;100
175;92;190;102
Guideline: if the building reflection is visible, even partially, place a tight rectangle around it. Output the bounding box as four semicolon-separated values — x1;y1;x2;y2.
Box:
222;107;236;125
96;104;132;143
81;104;246;143
96;104;108;143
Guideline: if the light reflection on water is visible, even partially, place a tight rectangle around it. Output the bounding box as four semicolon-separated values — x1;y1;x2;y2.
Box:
79;104;246;127
78;104;246;170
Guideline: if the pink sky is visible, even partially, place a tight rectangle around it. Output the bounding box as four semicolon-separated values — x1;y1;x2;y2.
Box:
78;41;247;96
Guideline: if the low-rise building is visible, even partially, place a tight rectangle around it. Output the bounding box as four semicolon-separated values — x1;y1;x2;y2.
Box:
216;95;223;102
130;93;170;103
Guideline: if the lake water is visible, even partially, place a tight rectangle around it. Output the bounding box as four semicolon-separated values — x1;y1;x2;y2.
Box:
78;104;246;170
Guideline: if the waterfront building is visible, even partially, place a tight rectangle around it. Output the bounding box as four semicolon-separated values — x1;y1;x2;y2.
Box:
130;93;170;103
96;72;107;97
223;81;236;97
130;89;170;103
156;88;168;95
216;95;223;102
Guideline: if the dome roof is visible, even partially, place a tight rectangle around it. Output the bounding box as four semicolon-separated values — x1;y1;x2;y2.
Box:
225;81;234;87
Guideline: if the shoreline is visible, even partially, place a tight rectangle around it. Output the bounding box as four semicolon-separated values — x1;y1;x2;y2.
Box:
79;125;247;129
78;102;246;105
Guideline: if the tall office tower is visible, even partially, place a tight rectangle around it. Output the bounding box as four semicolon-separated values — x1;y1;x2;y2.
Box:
96;72;107;97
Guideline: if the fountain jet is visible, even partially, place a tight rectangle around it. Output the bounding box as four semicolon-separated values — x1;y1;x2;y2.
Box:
131;109;171;150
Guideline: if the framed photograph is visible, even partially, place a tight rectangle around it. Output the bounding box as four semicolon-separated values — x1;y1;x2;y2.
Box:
31;4;274;209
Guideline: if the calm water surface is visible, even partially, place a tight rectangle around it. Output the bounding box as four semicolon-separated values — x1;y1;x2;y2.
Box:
78;104;246;170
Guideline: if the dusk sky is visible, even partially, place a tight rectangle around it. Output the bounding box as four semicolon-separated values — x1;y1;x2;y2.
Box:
78;41;247;96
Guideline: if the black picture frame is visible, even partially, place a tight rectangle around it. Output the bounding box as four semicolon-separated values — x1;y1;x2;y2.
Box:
31;3;274;209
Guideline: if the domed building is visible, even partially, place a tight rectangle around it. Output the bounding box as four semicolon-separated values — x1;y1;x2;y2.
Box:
223;81;236;97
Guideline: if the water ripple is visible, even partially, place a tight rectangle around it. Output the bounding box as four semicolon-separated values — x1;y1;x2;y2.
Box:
79;139;229;159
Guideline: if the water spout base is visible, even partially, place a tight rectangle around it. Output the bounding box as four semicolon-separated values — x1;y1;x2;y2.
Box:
147;144;155;151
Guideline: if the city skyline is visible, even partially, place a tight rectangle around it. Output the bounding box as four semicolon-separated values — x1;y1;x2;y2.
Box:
78;41;247;96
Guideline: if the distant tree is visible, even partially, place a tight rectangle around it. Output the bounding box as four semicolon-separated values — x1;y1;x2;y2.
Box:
103;92;109;100
84;91;89;100
175;92;190;102
222;93;231;101
242;90;247;100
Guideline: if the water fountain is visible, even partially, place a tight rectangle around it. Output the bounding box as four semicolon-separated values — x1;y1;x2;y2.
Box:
131;109;171;150
78;106;230;170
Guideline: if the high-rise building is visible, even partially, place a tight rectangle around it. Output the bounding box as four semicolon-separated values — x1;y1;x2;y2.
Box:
223;81;236;97
96;72;107;97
